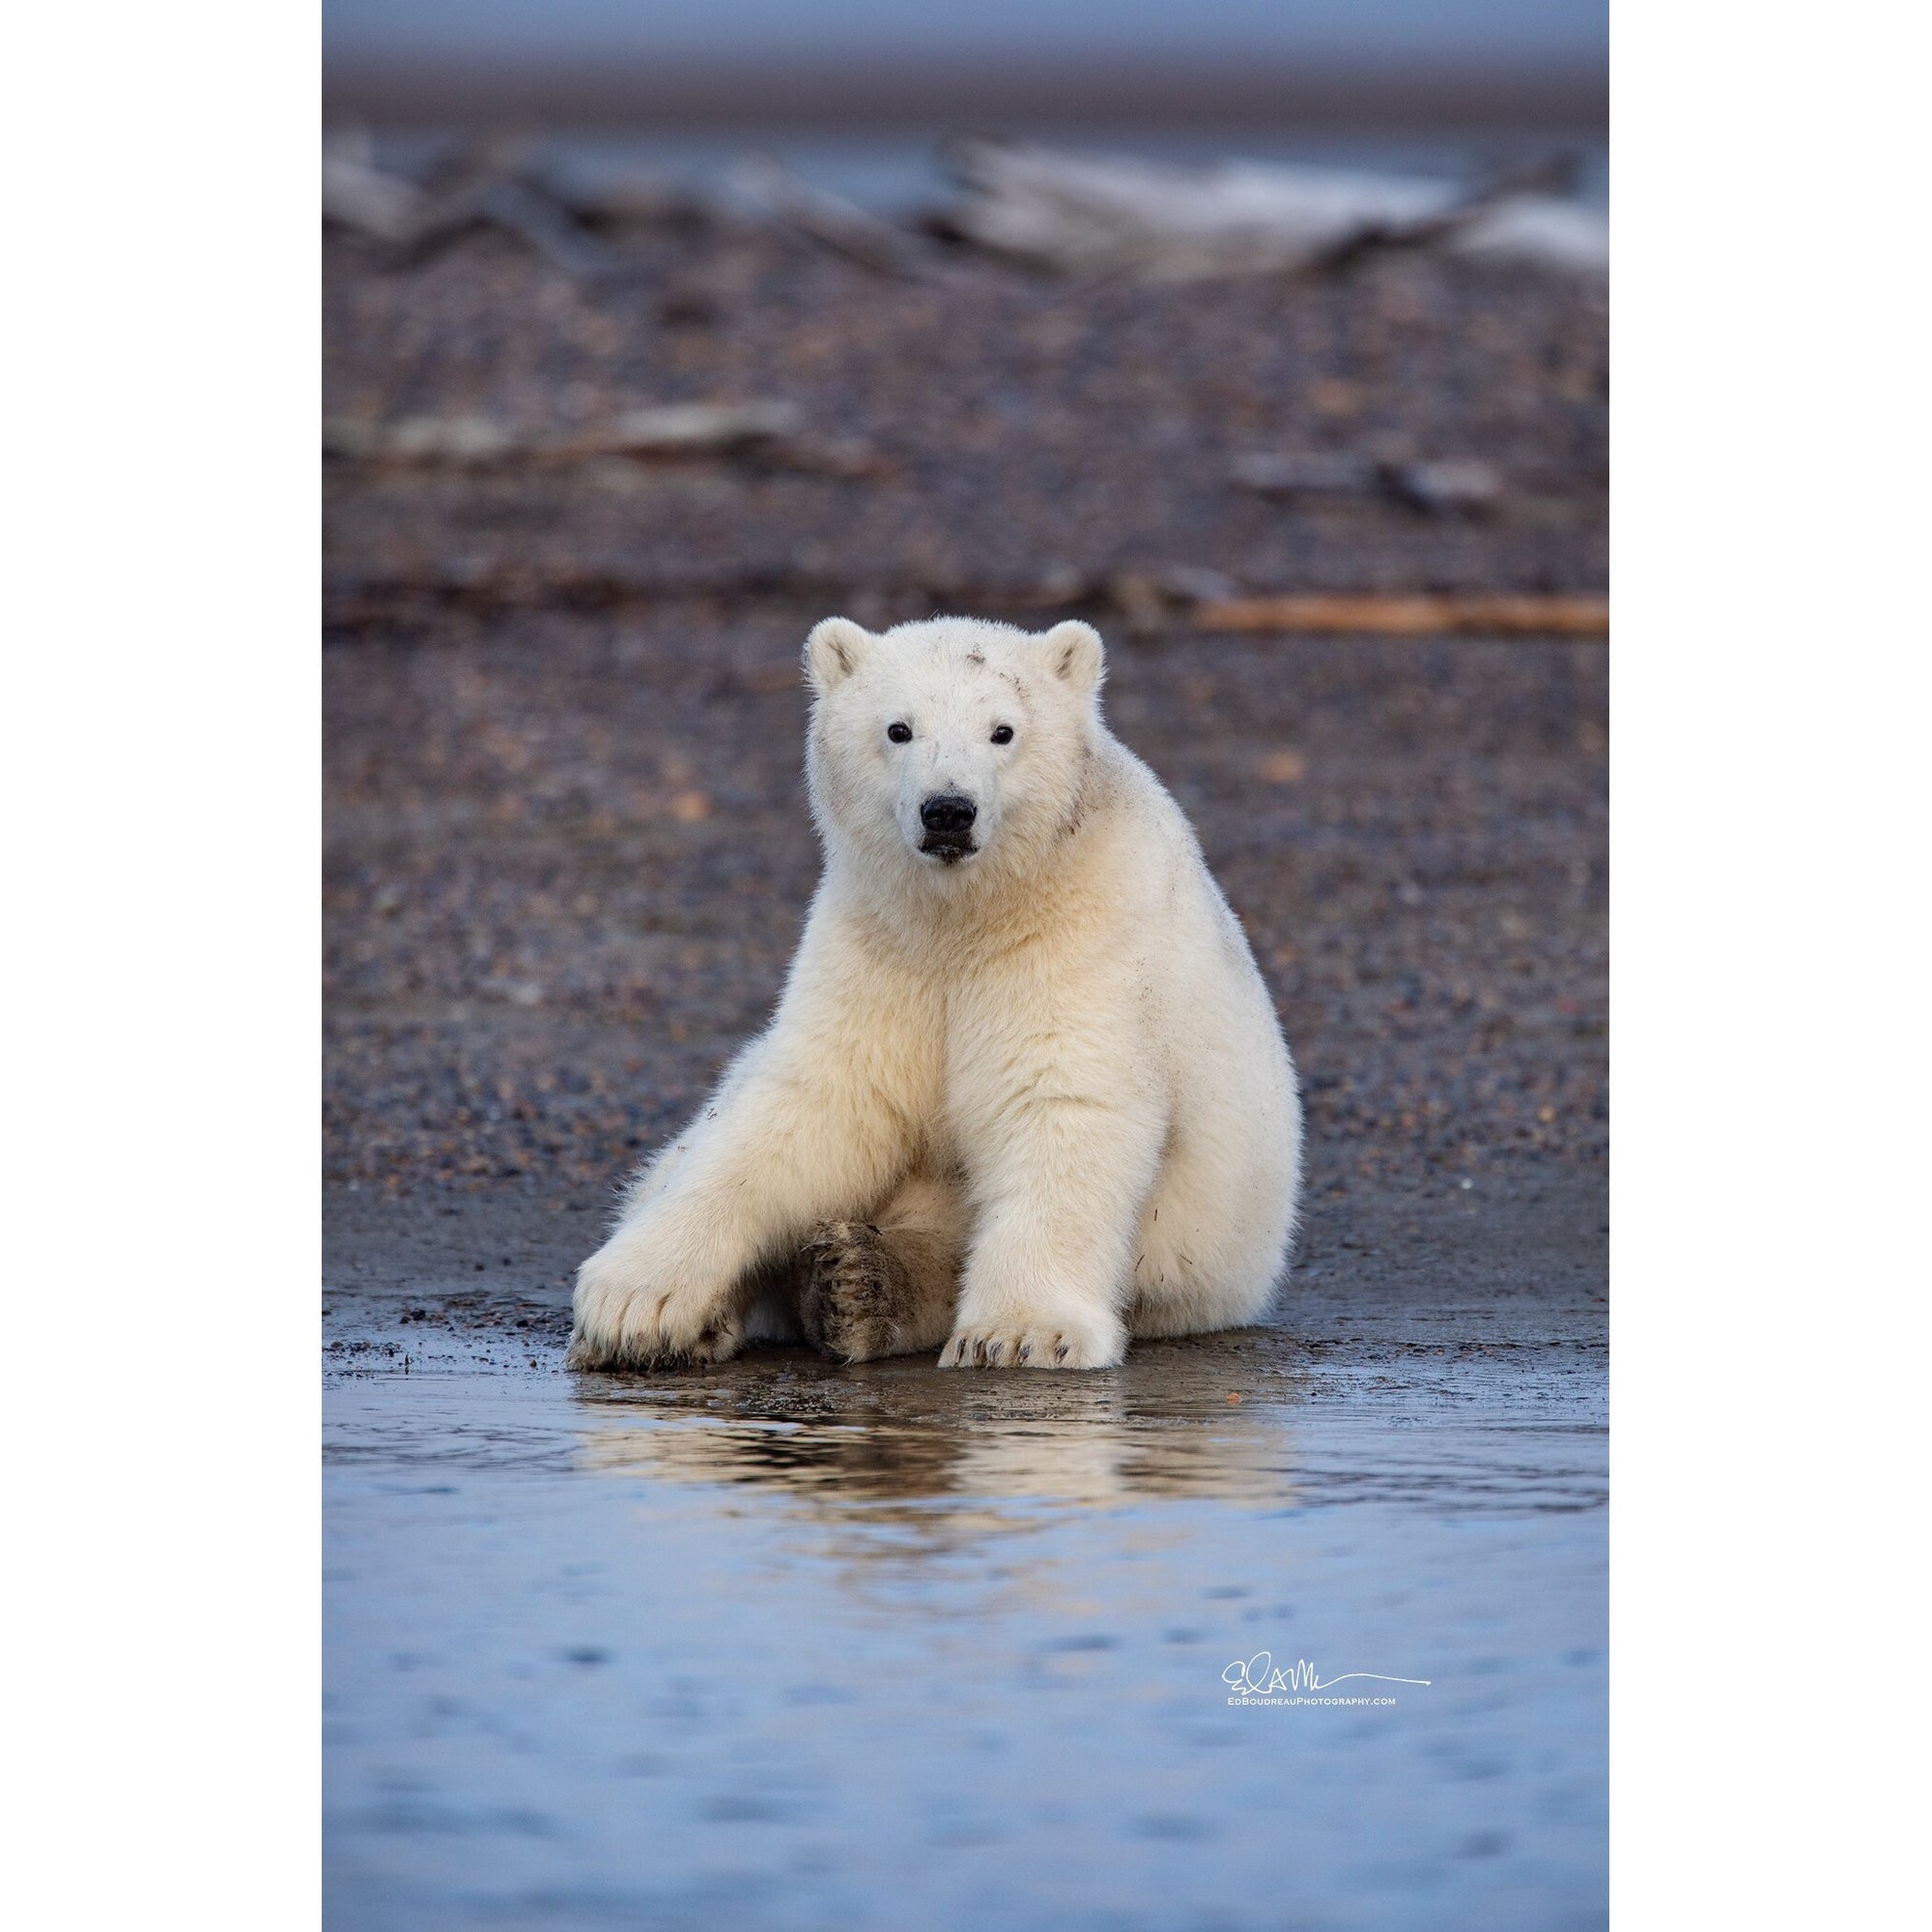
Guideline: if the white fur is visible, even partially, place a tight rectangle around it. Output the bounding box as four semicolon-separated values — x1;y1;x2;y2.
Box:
570;615;1301;1371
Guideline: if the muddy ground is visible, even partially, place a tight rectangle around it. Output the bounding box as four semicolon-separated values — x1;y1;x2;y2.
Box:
324;210;1607;1930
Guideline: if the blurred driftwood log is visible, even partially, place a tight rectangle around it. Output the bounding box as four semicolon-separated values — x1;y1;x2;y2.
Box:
1194;593;1609;637
323;403;883;478
323;129;641;276
1233;452;1505;515
325;131;1605;286
730;156;930;278
929;138;1605;280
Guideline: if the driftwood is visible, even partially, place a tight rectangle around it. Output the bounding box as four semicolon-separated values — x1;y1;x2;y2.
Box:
1298;154;1586;272
323;131;618;277
934;138;1454;278
323;403;886;477
324;403;798;465
1232;451;1504;515
730;156;928;278
323;136;918;281
322;144;420;243
933;138;1605;280
1231;452;1379;498
325;131;1606;287
1450;195;1611;274
1193;594;1608;638
323;554;1605;641
1385;459;1506;515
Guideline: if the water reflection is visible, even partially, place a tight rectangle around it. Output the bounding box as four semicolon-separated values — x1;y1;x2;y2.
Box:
571;1347;1304;1521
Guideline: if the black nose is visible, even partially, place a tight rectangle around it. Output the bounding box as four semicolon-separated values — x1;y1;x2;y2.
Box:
920;793;978;836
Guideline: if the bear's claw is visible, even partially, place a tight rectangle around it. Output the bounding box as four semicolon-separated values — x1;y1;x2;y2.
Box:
568;1243;745;1370
938;1311;1124;1371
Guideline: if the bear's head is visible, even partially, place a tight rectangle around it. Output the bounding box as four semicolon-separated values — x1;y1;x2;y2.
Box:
803;614;1107;888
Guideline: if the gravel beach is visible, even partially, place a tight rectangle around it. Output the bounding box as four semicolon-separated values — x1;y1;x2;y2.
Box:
325;217;1605;615
325;606;1605;1201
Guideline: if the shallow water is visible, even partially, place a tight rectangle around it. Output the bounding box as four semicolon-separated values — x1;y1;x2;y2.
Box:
325;1179;1605;1930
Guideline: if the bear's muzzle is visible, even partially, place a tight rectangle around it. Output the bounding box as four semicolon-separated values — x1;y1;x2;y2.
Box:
918;792;979;862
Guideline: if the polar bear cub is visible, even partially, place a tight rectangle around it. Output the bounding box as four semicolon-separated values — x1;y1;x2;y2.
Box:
568;614;1301;1371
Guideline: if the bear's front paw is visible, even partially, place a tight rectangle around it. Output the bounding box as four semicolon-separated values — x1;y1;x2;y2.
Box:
938;1306;1125;1371
567;1241;744;1371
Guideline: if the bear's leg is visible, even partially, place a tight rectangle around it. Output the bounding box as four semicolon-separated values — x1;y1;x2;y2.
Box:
1123;1127;1297;1340
569;893;949;1369
798;1168;967;1364
940;1099;1166;1371
569;1048;924;1370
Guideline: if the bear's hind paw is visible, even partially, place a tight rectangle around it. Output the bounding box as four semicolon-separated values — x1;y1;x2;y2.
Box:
798;1221;916;1364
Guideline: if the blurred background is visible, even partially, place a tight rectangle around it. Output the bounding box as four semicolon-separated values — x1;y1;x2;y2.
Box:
326;2;1606;107
326;2;1606;194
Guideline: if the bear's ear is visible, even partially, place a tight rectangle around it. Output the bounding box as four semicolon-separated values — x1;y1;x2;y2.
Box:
803;616;876;694
1043;619;1105;695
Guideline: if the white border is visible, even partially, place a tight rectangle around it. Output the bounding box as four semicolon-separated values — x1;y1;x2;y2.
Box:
9;0;1927;1922
9;4;319;1923
1615;1;1925;1922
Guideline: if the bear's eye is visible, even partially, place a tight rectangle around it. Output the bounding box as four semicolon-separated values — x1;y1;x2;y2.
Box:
887;722;912;744
990;724;1014;745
